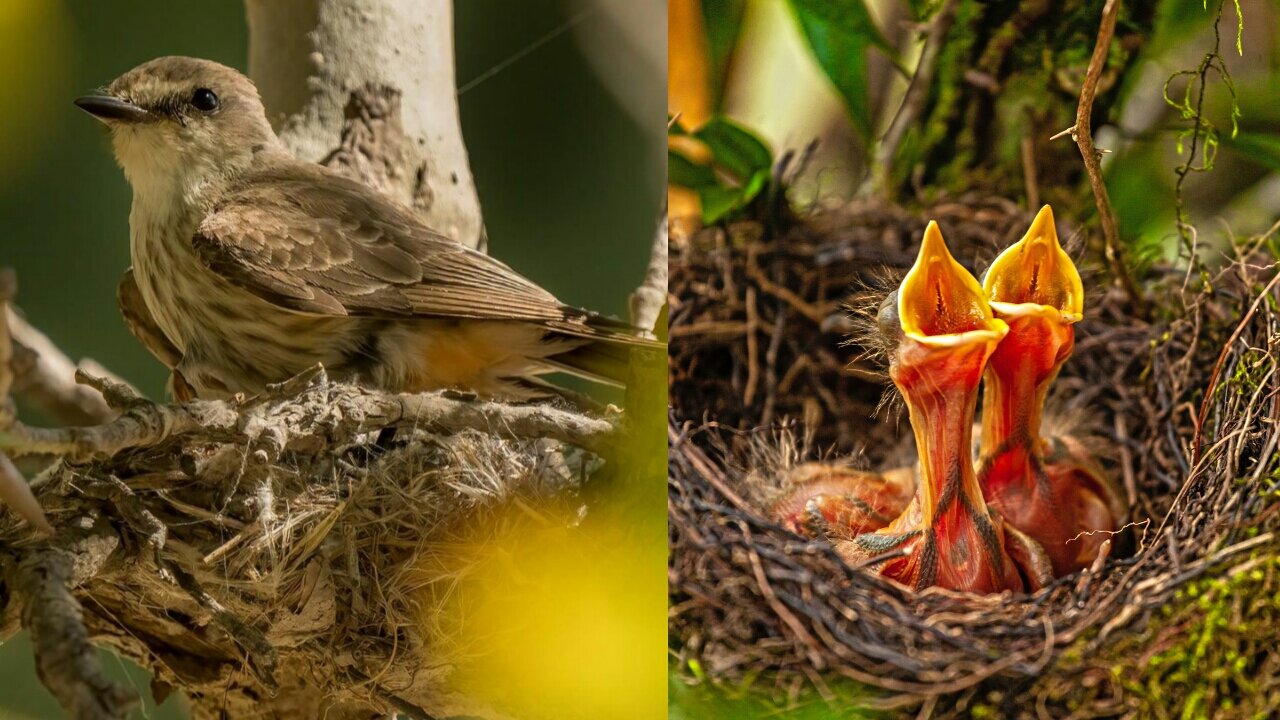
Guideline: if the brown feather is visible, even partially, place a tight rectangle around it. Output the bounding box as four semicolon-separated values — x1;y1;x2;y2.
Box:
117;268;182;368
191;160;660;352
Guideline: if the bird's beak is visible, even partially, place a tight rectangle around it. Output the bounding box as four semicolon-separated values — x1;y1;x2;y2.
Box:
891;222;1006;522
980;205;1083;444
898;222;1008;348
983;205;1083;322
74;94;150;124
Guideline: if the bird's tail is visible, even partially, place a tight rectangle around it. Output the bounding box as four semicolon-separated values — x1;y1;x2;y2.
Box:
542;339;637;387
540;314;664;387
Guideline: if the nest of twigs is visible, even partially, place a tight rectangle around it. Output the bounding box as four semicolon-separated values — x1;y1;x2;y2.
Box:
0;365;613;720
668;195;1280;716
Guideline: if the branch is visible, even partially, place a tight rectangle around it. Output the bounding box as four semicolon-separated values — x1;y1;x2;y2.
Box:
629;206;669;336
873;0;957;197
6;308;122;426
0;270;11;404
0;369;617;462
1069;0;1145;312
4;528;136;720
243;0;485;248
0;273;52;533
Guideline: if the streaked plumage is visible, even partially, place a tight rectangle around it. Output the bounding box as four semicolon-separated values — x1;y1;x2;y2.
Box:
82;57;657;400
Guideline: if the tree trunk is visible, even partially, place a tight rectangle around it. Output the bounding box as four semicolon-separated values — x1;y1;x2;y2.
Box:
244;0;486;249
897;0;1158;205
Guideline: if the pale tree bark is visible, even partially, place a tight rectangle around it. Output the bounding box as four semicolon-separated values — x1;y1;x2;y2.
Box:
244;0;486;249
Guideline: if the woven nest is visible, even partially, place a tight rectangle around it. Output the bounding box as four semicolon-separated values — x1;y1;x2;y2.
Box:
667;195;1280;716
0;372;609;720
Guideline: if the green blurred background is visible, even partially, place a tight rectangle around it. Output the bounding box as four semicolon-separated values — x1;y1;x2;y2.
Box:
0;1;664;718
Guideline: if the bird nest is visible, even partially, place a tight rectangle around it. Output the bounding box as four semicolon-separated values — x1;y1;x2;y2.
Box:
667;195;1280;716
0;350;620;719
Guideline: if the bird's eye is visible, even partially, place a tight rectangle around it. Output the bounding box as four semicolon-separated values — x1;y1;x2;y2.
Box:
191;88;219;112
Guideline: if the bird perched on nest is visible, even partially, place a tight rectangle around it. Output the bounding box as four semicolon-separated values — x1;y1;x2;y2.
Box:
76;57;657;402
771;208;1127;592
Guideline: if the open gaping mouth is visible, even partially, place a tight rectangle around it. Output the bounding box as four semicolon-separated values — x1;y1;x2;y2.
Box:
859;223;1041;593
978;204;1083;456
898;221;1007;346
976;205;1125;576
982;205;1083;321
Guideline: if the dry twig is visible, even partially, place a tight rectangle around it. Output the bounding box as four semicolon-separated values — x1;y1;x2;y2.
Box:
3;522;134;719
1065;0;1144;313
0;272;53;533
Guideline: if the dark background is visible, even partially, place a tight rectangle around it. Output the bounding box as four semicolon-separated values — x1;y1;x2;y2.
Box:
0;1;663;717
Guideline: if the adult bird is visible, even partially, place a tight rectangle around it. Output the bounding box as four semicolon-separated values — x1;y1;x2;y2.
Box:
77;57;658;402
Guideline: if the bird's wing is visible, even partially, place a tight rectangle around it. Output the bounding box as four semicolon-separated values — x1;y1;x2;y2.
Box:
191;170;649;346
117;267;182;368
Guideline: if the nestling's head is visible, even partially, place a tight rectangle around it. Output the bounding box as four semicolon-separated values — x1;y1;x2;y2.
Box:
76;57;278;194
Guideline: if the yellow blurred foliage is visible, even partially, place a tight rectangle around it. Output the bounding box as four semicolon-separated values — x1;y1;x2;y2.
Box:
428;504;666;720
0;0;72;186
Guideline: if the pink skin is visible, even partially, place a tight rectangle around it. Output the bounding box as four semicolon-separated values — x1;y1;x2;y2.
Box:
772;464;914;538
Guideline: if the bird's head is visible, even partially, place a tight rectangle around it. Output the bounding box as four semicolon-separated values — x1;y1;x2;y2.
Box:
981;204;1084;391
76;56;278;197
983;204;1083;324
879;222;1007;520
880;221;1008;396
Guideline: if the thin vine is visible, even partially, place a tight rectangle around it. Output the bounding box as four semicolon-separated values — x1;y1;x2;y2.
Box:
1163;0;1244;261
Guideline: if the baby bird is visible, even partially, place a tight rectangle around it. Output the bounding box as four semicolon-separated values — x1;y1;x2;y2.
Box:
977;206;1126;575
835;223;1052;593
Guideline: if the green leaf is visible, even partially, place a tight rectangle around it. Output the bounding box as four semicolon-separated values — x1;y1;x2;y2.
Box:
785;0;897;140
668;148;757;224
693;118;773;180
698;184;744;224
668;150;718;189
669;116;774;224
905;0;944;21
1224;133;1280;173
698;169;770;224
701;0;748;109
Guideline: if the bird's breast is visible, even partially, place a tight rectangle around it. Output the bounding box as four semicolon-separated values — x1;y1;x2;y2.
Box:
128;200;359;396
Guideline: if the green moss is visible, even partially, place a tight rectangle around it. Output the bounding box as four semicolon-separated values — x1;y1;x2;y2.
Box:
969;704;998;719
669;666;886;720
1035;549;1280;717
